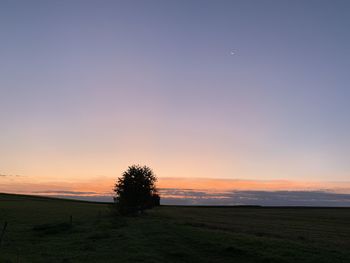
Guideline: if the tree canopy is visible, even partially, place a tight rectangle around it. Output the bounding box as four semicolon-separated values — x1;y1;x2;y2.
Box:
113;165;160;215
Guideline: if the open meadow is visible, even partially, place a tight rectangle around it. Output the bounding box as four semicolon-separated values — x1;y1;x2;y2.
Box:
0;193;349;263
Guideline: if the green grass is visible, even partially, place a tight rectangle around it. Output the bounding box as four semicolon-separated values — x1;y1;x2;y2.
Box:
0;193;349;263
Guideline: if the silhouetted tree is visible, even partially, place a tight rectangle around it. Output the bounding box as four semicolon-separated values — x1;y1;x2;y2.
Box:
113;165;160;215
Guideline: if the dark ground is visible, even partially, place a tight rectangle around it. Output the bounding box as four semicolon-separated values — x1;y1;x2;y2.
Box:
0;193;349;262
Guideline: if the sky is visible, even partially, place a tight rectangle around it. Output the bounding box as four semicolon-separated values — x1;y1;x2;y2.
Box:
1;0;350;204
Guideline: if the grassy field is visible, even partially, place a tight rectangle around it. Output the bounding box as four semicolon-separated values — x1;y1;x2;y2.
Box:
0;193;349;263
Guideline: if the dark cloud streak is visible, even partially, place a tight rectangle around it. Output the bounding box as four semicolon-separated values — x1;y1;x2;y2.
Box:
27;188;350;207
0;173;22;177
33;190;99;195
160;189;350;207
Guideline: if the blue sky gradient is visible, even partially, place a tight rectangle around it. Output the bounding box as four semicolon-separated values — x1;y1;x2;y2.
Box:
1;1;349;189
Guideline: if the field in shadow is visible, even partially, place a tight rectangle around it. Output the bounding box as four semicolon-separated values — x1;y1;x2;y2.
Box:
0;193;349;262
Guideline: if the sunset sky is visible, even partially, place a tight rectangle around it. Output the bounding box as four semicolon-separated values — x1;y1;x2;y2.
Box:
1;1;349;204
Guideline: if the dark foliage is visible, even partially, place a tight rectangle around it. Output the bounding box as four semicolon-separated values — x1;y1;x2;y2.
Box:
113;165;160;215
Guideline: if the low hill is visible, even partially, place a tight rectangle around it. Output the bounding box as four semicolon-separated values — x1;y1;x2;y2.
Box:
0;193;349;262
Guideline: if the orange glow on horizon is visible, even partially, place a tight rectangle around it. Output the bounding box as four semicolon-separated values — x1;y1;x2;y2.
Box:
1;176;349;196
